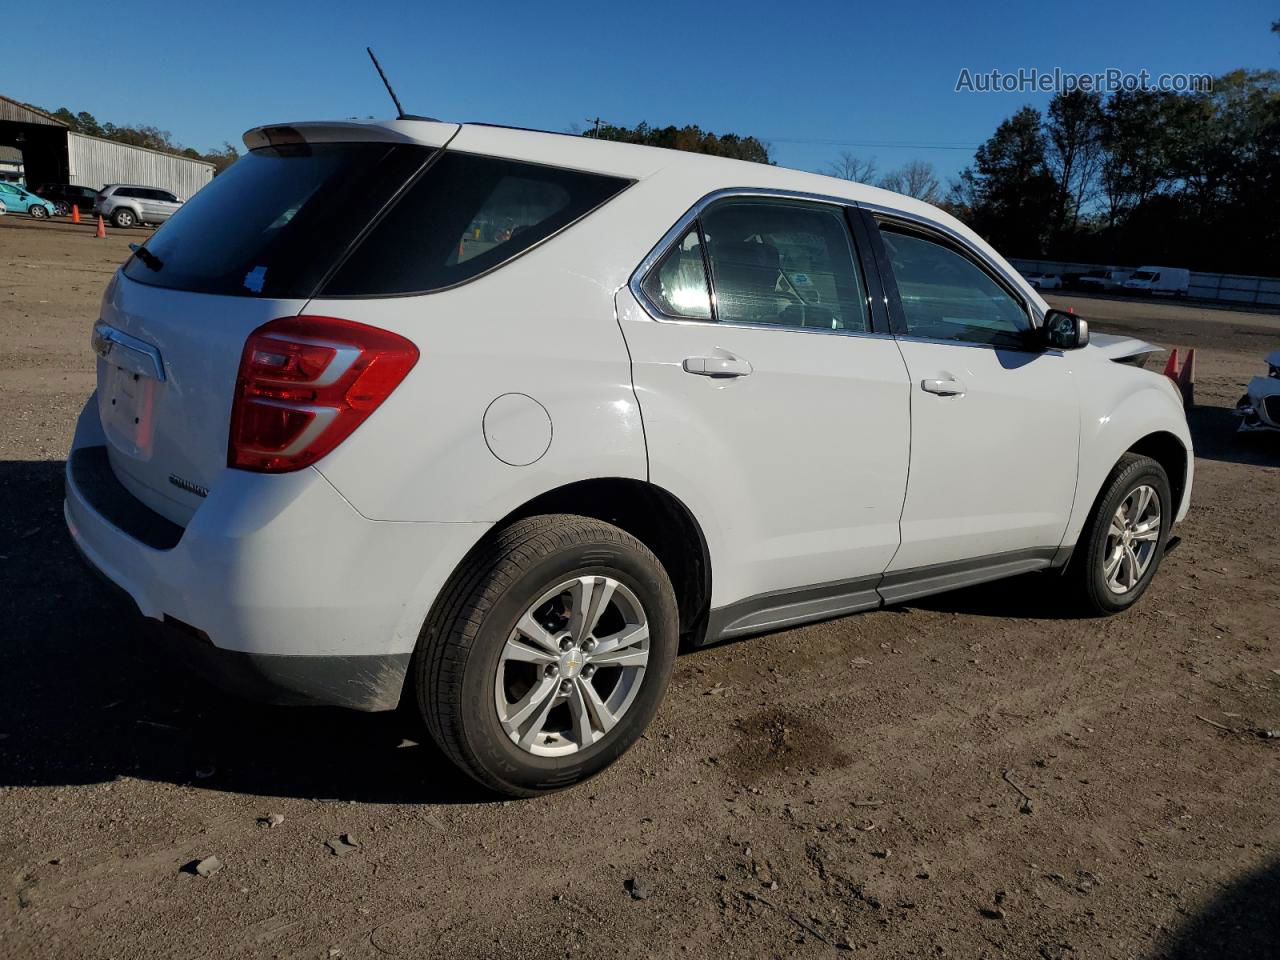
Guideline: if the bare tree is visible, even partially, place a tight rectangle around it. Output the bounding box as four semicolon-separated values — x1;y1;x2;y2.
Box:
1045;90;1104;235
880;161;941;203
824;151;878;183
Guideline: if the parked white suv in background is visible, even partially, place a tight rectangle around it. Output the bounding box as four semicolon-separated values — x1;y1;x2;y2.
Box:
66;119;1193;796
94;184;185;228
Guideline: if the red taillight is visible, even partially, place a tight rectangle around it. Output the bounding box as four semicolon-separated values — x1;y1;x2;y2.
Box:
228;316;419;473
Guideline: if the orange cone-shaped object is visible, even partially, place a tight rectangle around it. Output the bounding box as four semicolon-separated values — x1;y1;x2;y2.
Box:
95;215;106;239
71;204;80;224
1161;348;1179;382
1177;348;1195;408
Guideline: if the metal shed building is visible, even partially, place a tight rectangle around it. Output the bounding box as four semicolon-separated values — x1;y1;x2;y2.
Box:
0;95;214;198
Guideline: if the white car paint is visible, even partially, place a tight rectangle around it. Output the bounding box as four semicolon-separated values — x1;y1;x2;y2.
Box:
64;117;1194;712
885;339;1079;573
616;285;911;608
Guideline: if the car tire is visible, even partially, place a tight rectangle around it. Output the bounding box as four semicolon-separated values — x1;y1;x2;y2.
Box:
29;204;49;219
53;201;70;217
112;208;137;228
1067;453;1172;616
416;514;679;797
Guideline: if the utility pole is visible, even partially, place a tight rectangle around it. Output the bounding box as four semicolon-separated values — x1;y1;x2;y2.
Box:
586;116;605;138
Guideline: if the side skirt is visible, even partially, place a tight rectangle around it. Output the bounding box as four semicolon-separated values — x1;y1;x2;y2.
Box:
704;575;882;643
700;547;1061;646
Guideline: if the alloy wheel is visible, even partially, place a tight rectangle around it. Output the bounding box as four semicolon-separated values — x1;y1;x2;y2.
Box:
495;575;649;757
1102;484;1161;594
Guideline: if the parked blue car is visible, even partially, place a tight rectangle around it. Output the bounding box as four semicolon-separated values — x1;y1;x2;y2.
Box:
0;181;56;218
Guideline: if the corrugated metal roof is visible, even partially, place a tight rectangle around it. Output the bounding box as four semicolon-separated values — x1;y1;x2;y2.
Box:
0;145;23;163
0;95;68;127
70;131;214;169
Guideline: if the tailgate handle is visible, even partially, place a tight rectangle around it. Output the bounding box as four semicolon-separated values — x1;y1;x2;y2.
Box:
92;321;166;382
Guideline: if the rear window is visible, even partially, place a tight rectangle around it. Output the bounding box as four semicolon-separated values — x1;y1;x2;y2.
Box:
123;143;431;297
124;144;630;299
321;152;630;296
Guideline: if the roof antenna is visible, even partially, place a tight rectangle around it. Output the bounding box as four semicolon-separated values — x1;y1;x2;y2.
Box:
367;47;407;119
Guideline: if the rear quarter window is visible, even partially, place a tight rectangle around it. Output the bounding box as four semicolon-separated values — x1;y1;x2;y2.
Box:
122;142;432;298
321;152;630;297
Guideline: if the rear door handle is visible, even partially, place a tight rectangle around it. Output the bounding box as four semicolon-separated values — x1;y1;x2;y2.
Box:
921;377;964;397
683;356;753;378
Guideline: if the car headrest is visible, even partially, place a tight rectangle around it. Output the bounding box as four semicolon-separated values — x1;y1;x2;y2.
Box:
713;241;782;303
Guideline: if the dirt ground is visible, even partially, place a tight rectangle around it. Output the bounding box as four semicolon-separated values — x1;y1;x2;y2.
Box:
1;213;1277;960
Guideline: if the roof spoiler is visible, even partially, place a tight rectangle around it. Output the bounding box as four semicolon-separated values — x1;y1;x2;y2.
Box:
242;120;459;152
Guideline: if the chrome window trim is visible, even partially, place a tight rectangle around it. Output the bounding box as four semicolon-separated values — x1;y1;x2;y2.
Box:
629;312;898;342
628;188;1045;339
886;334;1063;357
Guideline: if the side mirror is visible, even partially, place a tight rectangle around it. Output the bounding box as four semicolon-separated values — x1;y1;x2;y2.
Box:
1041;309;1089;350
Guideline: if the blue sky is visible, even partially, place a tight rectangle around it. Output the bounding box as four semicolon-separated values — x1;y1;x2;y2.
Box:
5;0;1277;184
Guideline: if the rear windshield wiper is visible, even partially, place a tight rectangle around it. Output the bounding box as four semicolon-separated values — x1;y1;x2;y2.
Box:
129;243;164;272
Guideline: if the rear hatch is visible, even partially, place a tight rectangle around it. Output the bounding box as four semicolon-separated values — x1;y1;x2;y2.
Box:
93;122;457;525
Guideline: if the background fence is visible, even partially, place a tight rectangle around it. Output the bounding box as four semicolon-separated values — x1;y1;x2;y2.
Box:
1008;258;1280;308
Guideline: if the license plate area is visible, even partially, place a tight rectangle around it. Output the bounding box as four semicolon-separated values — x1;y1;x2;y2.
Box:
100;362;158;459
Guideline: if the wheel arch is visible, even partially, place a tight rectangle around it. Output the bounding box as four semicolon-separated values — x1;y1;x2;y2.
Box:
400;477;714;712
1126;430;1189;518
494;477;712;643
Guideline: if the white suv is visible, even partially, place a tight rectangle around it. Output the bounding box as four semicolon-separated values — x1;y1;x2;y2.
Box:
66;119;1192;796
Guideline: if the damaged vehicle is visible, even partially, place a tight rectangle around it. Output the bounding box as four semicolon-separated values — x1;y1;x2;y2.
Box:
66;117;1194;796
1236;350;1280;433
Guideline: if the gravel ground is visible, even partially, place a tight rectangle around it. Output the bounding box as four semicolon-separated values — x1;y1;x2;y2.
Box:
1;214;1278;959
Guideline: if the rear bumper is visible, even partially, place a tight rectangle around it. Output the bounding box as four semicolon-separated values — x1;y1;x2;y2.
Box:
71;535;411;709
64;395;491;710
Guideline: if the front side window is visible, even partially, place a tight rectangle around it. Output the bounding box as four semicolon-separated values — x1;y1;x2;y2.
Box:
879;227;1030;347
639;225;711;319
702;199;869;332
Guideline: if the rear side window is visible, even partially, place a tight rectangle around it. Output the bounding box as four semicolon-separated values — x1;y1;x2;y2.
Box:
321;153;630;297
639;226;712;319
123;143;432;297
702;199;870;332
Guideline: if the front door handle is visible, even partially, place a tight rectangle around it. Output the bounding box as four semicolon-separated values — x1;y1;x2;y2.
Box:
921;377;965;397
683;356;753;378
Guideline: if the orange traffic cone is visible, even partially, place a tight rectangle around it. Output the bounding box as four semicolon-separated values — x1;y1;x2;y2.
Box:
95;215;106;239
1177;348;1195;408
71;204;80;224
1161;348;1179;382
